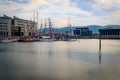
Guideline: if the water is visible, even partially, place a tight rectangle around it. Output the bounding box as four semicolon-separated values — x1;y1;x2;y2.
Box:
0;39;120;80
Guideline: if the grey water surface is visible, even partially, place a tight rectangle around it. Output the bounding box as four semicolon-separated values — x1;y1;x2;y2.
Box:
0;39;120;80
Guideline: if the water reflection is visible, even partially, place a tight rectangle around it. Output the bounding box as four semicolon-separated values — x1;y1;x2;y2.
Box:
99;38;102;64
99;50;101;64
0;39;120;80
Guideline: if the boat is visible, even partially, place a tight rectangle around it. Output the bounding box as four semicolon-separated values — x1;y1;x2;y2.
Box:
63;38;76;41
40;36;56;42
18;38;35;42
40;18;57;42
67;38;77;41
64;17;77;41
0;38;18;42
18;11;40;42
41;38;56;42
17;36;39;42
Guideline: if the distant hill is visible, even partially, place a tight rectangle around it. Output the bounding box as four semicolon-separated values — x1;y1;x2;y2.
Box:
39;25;120;34
104;25;120;29
85;25;102;33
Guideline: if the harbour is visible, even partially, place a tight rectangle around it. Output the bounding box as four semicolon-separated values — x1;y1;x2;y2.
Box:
0;39;120;80
0;15;119;42
0;0;120;80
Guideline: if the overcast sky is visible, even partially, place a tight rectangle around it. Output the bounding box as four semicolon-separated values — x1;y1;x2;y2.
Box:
0;0;120;28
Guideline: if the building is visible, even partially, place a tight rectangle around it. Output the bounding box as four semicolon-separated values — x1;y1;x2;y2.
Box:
99;28;120;39
74;27;92;38
12;16;37;37
0;15;37;38
0;15;12;37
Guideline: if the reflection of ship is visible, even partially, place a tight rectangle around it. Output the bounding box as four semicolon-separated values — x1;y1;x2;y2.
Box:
40;18;56;42
64;17;77;41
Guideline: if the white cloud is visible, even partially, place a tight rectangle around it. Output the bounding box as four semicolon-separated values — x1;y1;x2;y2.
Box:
92;0;120;13
0;0;120;27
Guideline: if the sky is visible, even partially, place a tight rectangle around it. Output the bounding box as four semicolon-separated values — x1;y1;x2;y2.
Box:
0;0;120;28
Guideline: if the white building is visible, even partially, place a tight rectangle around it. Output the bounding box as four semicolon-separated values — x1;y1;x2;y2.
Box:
0;15;12;37
0;15;37;38
13;16;37;37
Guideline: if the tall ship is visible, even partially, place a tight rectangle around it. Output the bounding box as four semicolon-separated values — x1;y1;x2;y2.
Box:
64;17;77;41
40;17;56;42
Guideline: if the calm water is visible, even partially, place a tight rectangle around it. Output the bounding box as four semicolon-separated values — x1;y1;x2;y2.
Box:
0;39;120;80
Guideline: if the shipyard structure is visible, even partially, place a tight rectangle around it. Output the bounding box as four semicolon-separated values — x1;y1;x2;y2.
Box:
0;15;37;38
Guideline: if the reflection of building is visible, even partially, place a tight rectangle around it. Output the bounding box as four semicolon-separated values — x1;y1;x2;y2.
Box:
0;15;12;37
74;28;92;38
99;28;120;39
0;15;37;38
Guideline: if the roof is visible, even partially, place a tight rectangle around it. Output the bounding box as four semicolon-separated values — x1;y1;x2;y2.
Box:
99;28;120;31
76;27;89;29
0;15;12;19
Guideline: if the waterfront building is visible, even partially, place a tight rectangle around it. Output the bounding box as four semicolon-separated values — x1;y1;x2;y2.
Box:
0;15;37;38
0;15;12;37
74;27;92;38
99;28;120;39
13;16;37;37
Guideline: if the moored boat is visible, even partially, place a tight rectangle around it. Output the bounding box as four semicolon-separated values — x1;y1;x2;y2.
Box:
0;39;18;42
0;37;18;42
40;18;57;42
18;38;34;42
18;36;39;42
64;17;77;41
40;38;57;42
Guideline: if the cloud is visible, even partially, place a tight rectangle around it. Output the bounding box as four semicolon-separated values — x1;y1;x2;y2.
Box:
0;0;120;27
8;0;30;3
72;0;120;15
92;0;120;15
70;0;96;11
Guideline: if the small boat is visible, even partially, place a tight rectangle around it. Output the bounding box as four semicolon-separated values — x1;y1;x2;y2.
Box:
18;37;37;42
33;38;40;41
18;36;36;42
63;38;77;41
18;39;34;42
40;36;56;42
67;39;77;41
0;39;18;42
41;38;57;42
0;37;18;42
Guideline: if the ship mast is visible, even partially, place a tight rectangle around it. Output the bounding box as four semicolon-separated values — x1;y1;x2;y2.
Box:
40;18;43;38
48;17;55;39
44;18;47;33
68;17;73;37
48;17;52;38
36;10;39;38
